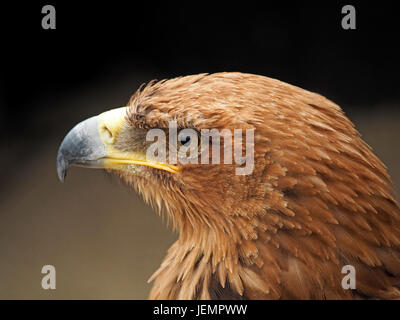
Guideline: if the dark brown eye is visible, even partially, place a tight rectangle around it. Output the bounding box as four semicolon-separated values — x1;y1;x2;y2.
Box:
176;130;202;159
178;135;191;146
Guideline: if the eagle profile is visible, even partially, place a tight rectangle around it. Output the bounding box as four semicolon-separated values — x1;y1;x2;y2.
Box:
57;72;400;299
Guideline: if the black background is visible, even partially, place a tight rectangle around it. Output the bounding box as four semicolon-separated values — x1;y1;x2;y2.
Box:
2;1;400;141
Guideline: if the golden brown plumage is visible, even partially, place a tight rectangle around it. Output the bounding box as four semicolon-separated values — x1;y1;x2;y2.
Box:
58;72;400;299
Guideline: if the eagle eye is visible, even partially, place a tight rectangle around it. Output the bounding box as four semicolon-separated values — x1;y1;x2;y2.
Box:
176;129;202;159
178;135;192;147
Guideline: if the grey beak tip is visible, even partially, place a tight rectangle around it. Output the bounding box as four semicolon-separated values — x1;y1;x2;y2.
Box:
58;175;66;183
56;115;104;183
57;170;66;183
56;152;68;183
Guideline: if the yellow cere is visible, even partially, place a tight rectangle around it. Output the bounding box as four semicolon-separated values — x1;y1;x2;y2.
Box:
97;106;180;174
98;106;128;144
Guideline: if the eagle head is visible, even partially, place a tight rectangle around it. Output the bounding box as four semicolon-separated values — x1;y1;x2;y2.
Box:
57;72;400;300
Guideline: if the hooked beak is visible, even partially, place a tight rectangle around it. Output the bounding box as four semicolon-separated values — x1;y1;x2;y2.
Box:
56;107;179;182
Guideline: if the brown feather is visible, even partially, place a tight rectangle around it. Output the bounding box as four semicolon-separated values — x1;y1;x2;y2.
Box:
118;72;400;299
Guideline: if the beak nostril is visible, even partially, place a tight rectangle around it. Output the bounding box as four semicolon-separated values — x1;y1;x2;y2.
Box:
102;125;113;142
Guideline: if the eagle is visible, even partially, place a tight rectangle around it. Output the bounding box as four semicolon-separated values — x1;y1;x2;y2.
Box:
57;72;400;299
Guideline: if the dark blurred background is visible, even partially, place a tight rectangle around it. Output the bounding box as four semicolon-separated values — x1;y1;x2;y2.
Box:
0;1;399;299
